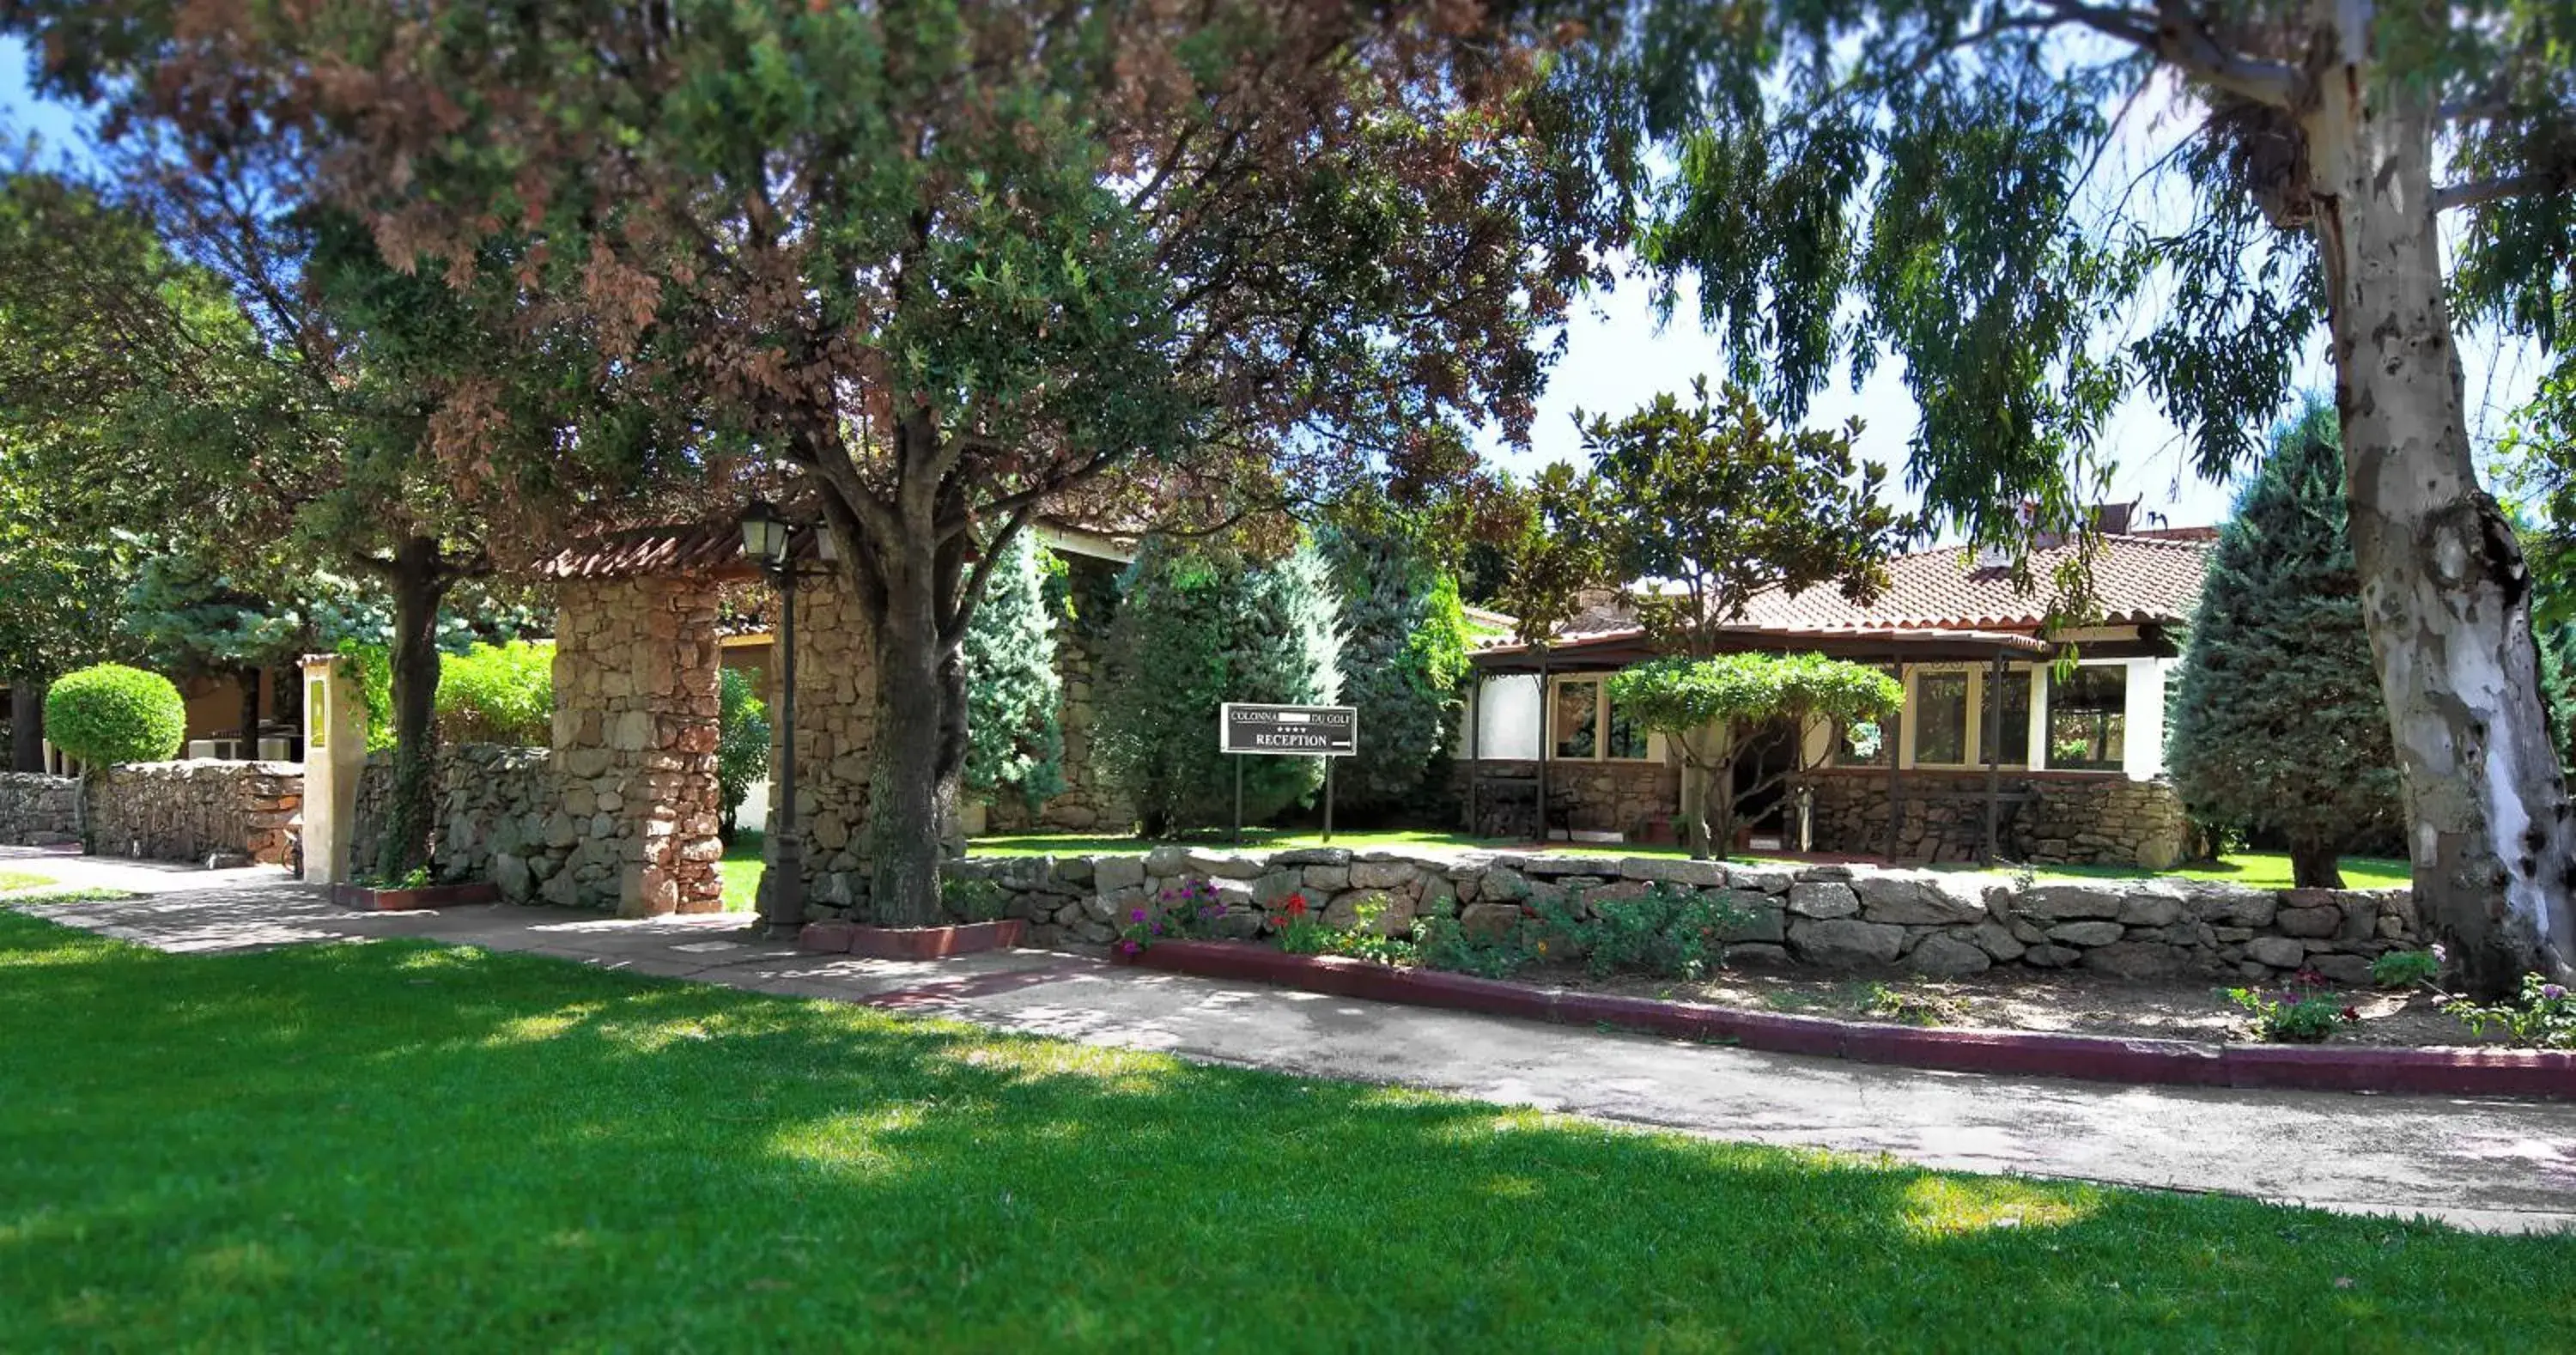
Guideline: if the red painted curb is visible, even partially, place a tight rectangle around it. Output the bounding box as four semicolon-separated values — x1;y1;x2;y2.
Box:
846;919;1029;959
1121;941;2576;1100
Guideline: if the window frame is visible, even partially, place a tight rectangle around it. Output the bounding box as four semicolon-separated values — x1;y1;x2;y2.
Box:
1547;675;1657;763
2044;662;2129;772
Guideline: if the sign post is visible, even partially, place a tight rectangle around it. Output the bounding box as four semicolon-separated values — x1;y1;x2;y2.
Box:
1219;703;1358;844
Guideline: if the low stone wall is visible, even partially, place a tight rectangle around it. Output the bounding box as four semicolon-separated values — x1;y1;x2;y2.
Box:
353;745;568;892
930;848;2416;985
85;761;301;866
1795;769;2190;870
0;772;80;847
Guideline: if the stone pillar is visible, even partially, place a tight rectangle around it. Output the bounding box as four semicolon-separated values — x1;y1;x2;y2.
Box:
298;654;369;884
765;569;878;916
554;576;726;916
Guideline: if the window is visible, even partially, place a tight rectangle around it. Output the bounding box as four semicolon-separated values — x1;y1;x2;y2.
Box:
1914;671;1970;765
2048;665;2126;770
1552;681;1599;759
1604;692;1651;761
1838;718;1889;767
1551;678;1653;761
1994;668;2032;765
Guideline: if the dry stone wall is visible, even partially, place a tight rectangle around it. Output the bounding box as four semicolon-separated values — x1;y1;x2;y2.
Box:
0;772;79;847
353;746;562;896
1795;769;2190;870
1455;758;1680;840
552;577;726;914
766;570;879;910
918;848;2416;984
85;761;301;866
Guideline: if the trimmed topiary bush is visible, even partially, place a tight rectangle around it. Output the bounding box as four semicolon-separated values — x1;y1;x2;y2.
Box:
434;641;555;746
44;663;187;767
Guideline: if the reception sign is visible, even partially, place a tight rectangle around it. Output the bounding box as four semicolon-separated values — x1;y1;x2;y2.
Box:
1219;704;1358;757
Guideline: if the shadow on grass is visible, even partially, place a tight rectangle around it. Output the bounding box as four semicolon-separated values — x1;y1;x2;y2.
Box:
0;914;2563;1352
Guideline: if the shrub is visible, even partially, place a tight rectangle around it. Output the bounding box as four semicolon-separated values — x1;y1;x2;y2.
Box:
1095;539;1342;834
2224;974;2360;1043
2369;948;2442;989
717;668;772;840
939;874;1010;923
434;641;555;746
1530;884;1751;981
963;532;1066;807
1414;914;1541;980
43;664;185;767
2443;975;2576;1049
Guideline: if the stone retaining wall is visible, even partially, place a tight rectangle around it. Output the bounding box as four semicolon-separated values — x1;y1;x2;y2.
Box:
86;761;301;866
927;848;2416;985
1456;758;1681;840
1795;769;2190;870
354;746;564;890
0;772;79;847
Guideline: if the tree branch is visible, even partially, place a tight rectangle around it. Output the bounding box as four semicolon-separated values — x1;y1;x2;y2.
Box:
2037;0;2300;109
2435;170;2572;212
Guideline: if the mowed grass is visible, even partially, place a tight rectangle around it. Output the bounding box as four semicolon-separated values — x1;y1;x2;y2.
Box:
719;828;764;911
3;913;2567;1352
0;869;54;892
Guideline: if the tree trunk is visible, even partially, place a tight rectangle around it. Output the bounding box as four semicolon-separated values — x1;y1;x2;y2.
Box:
1674;727;1719;860
2308;36;2576;993
374;537;447;883
10;679;43;773
2286;838;2347;890
861;537;966;928
236;667;263;756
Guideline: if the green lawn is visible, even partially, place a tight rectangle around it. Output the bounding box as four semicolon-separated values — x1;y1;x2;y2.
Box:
3;912;2566;1351
0;868;54;893
719;829;764;911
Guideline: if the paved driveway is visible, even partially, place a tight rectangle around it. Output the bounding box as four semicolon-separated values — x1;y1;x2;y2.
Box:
9;852;2573;1234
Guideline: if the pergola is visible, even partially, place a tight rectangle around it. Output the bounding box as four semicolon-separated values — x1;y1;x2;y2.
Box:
1467;622;2053;864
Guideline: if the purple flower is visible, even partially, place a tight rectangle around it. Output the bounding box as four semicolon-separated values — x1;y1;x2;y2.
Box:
1118;939;1141;955
2430;944;2447;962
1129;908;1148;923
2543;983;2568;1001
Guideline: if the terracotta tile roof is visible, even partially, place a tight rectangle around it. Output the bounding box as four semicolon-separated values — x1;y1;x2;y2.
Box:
538;523;795;580
1733;534;2212;634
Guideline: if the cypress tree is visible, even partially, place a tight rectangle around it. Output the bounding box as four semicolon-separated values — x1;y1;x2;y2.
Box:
1318;522;1470;817
962;533;1066;810
2168;399;2403;887
1097;539;1342;835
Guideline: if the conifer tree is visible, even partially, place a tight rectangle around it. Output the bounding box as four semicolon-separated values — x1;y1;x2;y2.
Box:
963;534;1066;811
1318;522;1469;818
2168;400;2403;888
1097;540;1342;835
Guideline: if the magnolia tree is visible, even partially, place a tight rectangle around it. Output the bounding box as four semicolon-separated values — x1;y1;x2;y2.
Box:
1609;653;1902;859
22;3;1610;924
1569;1;2576;989
1499;380;1908;854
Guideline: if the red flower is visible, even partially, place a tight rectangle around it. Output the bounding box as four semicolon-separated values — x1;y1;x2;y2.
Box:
2340;1006;2360;1022
1283;894;1309;917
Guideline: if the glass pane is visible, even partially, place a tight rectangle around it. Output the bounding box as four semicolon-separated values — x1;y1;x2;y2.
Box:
1605;694;1650;760
1553;682;1599;759
1915;673;1969;765
2047;666;2126;770
1995;669;2032;765
1839;719;1888;766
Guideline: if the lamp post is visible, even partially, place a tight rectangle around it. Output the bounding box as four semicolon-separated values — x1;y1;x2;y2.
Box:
740;501;804;940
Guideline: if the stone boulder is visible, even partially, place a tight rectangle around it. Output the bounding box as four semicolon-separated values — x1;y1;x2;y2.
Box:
2081;941;2186;980
2044;921;2124;947
2242;936;2306;969
2015;883;2125;920
1852;871;1986;926
1907;933;1992;978
1787;918;1905;967
1620;856;1728;888
1787;881;1861;920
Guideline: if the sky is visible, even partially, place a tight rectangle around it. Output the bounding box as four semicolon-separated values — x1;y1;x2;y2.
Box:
4;37;2548;537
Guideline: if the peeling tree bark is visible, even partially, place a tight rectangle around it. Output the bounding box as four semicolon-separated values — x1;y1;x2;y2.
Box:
2307;9;2576;992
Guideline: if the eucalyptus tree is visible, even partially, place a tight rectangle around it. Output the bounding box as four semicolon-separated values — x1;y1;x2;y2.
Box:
1573;1;2576;989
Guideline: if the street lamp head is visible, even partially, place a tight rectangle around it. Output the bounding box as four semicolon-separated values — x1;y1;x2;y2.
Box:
739;500;788;567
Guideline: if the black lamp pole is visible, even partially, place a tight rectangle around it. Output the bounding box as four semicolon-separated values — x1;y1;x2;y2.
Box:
743;502;805;940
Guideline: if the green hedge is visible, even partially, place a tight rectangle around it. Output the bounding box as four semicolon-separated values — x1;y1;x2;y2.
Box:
436;641;556;747
44;664;187;767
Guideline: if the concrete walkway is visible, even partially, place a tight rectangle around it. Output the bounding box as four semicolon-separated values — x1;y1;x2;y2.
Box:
7;850;2573;1235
